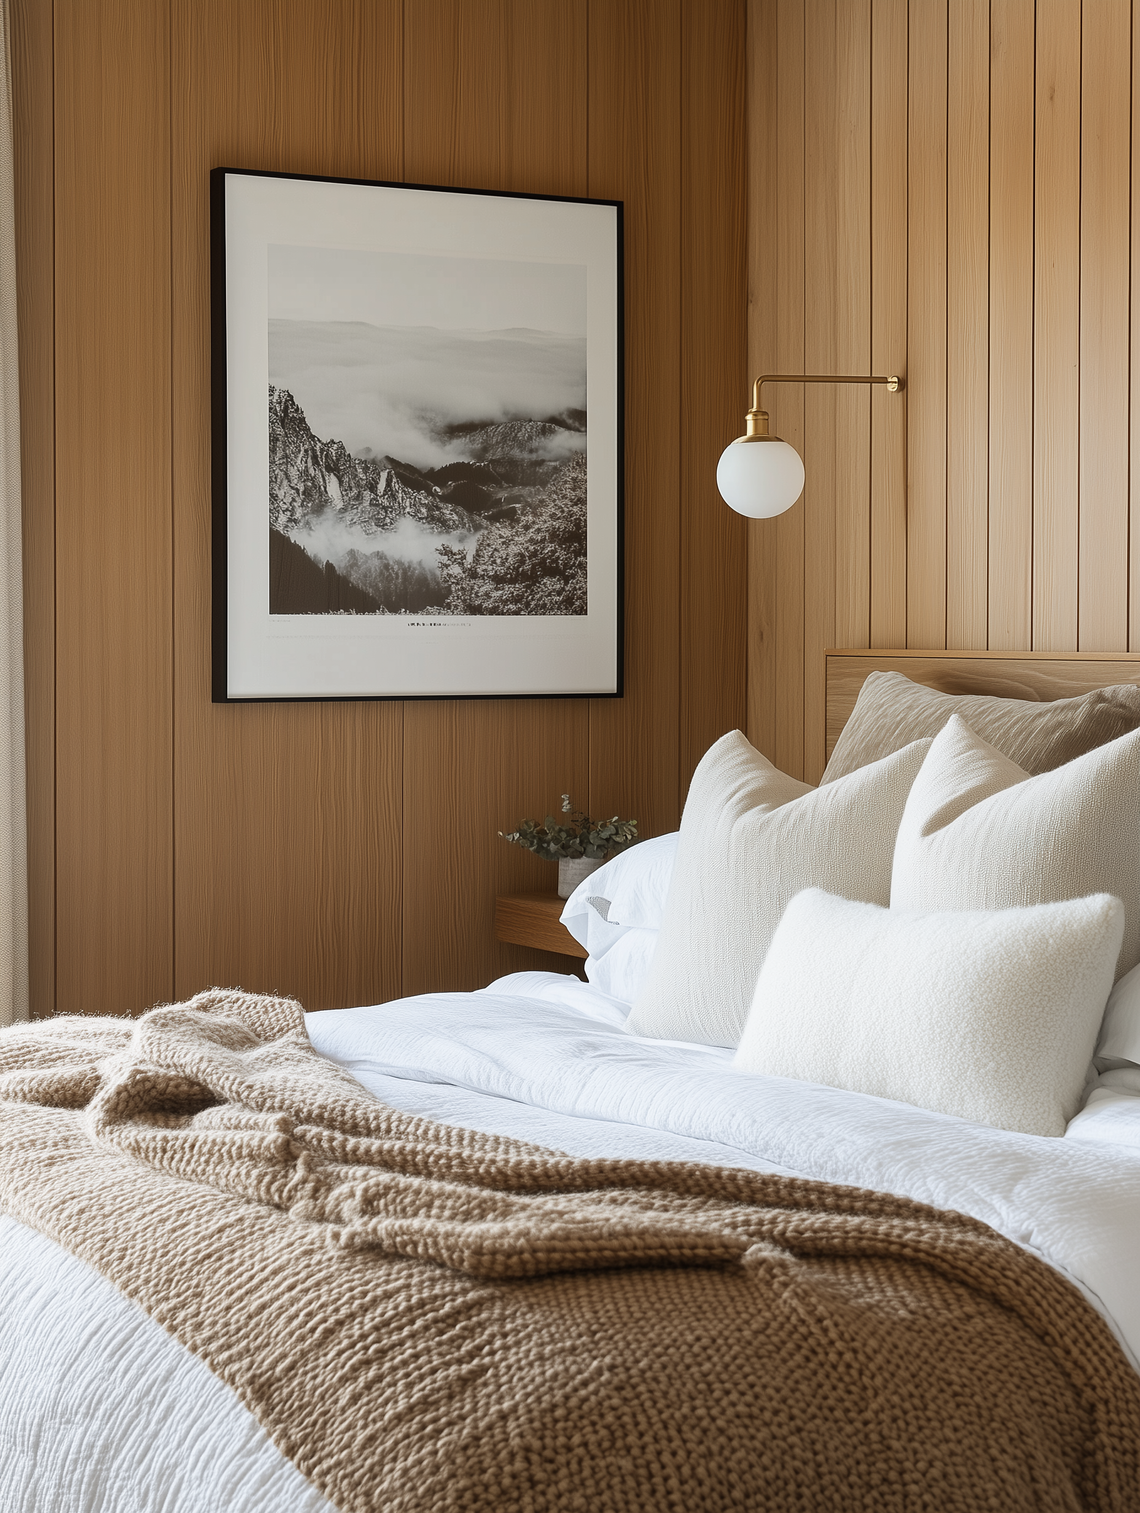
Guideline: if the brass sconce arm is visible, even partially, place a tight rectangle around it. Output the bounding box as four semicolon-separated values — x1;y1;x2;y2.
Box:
745;373;904;437
719;370;905;517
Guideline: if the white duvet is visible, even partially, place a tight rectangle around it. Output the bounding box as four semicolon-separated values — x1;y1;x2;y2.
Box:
3;971;1139;1513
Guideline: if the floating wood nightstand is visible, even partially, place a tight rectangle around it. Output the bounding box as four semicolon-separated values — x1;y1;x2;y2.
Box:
494;894;588;959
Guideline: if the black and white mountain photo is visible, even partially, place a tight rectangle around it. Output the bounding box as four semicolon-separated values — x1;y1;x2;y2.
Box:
267;242;587;617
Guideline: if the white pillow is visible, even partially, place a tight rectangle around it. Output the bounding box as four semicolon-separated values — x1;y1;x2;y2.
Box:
559;835;677;1005
584;927;660;1005
734;887;1124;1138
891;715;1140;981
1096;961;1140;1068
560;832;679;941
625;730;932;1047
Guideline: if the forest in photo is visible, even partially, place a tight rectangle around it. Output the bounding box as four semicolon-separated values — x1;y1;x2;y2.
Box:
268;370;587;618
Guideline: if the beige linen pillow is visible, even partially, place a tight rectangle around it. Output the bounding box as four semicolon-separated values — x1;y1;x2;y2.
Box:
891;715;1140;981
734;887;1124;1138
625;730;932;1047
823;670;1140;783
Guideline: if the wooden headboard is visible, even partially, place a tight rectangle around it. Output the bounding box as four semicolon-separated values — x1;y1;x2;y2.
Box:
825;649;1140;766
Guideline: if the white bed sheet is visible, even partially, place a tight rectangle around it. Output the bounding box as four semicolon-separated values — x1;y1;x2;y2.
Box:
3;969;1139;1512
0;1216;334;1513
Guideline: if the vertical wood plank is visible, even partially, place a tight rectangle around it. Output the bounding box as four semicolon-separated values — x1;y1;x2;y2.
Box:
403;0;589;196
1079;0;1130;651
1034;0;1080;653
988;0;1034;651
906;0;947;650
588;0;684;816
803;0;838;781
772;0;806;778
10;0;53;1015
747;0;780;757
171;0;407;1011
680;0;747;788
402;0;592;994
869;0;907;649
54;0;172;1016
833;0;871;655
1133;0;1140;649
405;701;593;993
946;0;988;648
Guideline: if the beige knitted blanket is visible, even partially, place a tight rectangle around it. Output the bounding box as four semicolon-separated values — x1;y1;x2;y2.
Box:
1;990;1139;1512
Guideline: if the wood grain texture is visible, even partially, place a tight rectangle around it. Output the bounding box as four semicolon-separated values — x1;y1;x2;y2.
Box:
1033;0;1080;653
402;701;589;991
401;0;591;995
868;0;907;651
54;0;173;1017
494;894;588;960
772;0;806;780
170;0;406;1012
1079;0;1131;651
1133;0;1140;651
404;0;587;195
587;0;684;824
746;0;780;759
905;0;947;650
14;0;752;1018
833;0;871;655
755;0;1140;773
987;0;1034;651
946;0;988;649
679;0;747;791
2;0;759;1019
10;0;53;1016
802;0;838;785
826;648;1140;763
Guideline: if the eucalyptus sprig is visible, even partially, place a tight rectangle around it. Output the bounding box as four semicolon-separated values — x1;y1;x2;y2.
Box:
500;794;638;862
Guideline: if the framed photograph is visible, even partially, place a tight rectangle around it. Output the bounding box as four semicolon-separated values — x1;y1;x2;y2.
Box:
211;167;623;701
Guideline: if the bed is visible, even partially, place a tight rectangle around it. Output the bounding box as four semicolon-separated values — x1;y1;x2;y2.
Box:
3;649;1140;1512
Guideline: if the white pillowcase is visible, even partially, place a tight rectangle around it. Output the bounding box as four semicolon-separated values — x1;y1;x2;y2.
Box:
561;832;679;937
583;927;660;1005
559;834;678;1006
1096;961;1140;1068
735;887;1124;1138
626;730;932;1047
891;714;1140;981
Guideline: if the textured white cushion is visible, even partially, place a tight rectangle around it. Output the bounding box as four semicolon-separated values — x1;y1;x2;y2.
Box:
734;888;1124;1138
625;731;932;1047
822;669;1140;783
891;715;1140;981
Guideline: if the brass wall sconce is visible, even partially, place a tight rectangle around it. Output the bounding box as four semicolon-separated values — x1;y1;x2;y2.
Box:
717;372;904;518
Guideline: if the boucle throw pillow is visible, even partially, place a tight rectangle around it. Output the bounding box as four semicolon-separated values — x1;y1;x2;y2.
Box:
625;731;932;1047
734;888;1124;1137
891;715;1140;981
822;670;1140;783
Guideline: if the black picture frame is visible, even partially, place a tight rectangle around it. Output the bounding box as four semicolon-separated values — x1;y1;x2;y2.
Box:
211;167;623;702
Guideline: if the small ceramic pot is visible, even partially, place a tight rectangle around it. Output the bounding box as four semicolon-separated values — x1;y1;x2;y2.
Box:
557;856;603;899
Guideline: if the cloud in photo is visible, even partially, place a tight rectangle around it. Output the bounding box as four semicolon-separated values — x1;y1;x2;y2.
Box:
269;319;587;469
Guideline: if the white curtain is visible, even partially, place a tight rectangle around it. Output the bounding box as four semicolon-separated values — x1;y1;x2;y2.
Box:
0;0;27;1026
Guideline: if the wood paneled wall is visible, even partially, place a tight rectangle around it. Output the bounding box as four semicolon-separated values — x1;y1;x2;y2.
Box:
11;0;747;1018
748;0;1140;782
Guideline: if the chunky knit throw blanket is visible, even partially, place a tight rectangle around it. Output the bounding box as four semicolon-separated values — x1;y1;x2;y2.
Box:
1;991;1139;1513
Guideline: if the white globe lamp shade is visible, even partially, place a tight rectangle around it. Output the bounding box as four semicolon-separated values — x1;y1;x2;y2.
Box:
716;436;806;518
